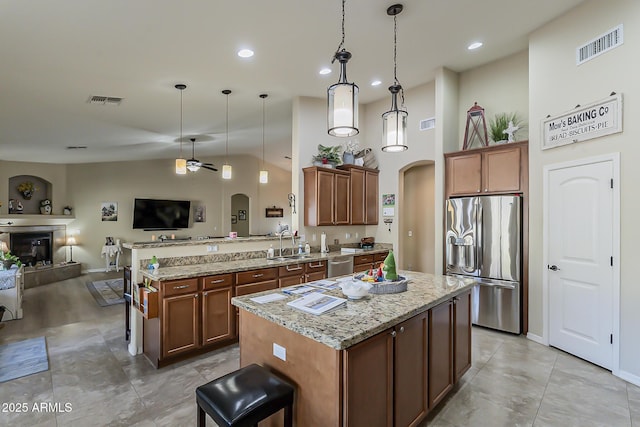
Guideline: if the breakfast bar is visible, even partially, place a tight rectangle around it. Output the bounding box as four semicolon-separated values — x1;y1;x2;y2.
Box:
232;271;474;427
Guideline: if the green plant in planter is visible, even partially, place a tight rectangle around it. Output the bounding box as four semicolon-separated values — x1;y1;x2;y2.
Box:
488;112;524;143
0;250;22;269
312;144;342;166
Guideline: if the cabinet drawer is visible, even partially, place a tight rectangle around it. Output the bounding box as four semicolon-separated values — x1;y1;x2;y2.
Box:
201;273;233;291
162;278;199;297
354;262;373;274
236;268;277;285
305;260;326;272
279;275;304;288
278;263;305;277
374;252;389;262
235;280;279;297
354;254;374;265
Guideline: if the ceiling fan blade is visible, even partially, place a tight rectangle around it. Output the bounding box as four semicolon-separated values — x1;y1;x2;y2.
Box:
202;162;216;166
202;165;218;172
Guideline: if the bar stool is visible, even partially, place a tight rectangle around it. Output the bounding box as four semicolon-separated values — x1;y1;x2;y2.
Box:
196;364;294;427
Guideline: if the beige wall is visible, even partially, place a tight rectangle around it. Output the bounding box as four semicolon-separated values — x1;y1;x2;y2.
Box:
529;0;640;380
457;50;530;149
401;163;435;273
64;154;291;270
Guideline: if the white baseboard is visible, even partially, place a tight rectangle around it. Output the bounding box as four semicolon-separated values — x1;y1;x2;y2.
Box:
83;268;110;273
616;369;640;388
526;332;546;346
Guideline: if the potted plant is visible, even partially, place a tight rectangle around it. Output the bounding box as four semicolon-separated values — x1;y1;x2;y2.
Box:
488;112;524;144
16;181;37;200
342;140;360;164
0;250;22;270
312;144;342;168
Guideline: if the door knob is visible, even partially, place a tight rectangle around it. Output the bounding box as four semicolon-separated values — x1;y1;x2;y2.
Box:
548;265;560;271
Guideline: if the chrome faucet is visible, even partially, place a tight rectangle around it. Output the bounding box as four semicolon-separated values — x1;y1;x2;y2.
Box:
278;230;296;256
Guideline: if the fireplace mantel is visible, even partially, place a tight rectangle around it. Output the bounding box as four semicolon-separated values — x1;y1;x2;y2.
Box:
0;215;76;226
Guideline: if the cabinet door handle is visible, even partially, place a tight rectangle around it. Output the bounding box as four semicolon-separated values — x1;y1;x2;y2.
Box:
209;279;225;284
286;266;303;272
173;285;190;290
399;326;405;333
390;330;396;337
203;292;208;296
308;263;324;268
253;273;264;278
194;294;198;298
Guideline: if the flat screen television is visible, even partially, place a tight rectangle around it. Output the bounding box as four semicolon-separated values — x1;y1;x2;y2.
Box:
132;198;191;230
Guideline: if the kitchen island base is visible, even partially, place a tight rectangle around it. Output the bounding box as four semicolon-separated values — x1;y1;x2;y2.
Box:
237;286;472;427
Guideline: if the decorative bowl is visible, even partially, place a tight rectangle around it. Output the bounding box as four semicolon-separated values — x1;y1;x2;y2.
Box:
340;280;372;300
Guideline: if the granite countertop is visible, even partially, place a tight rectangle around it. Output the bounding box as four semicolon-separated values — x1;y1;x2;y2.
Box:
232;271;474;350
123;235;281;249
140;247;392;281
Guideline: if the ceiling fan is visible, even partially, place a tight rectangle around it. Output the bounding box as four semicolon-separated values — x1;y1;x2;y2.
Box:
186;138;217;172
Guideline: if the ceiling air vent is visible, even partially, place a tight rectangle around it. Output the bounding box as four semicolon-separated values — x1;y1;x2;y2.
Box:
87;95;123;105
419;117;435;131
66;146;87;150
576;24;623;65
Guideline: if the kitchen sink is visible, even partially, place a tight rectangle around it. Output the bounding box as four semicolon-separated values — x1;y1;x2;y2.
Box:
268;254;311;261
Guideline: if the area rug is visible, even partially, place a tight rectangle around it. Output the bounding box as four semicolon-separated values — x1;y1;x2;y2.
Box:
0;336;49;383
86;278;125;307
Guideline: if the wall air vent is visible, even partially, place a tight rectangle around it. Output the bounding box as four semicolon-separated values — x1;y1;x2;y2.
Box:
87;95;123;105
576;24;623;65
66;146;88;150
419;117;435;131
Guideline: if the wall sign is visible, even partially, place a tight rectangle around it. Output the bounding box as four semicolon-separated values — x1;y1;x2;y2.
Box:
542;93;622;150
382;194;395;217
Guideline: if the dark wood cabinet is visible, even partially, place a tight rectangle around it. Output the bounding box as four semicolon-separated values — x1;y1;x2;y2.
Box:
201;274;235;346
453;290;472;382
445;141;527;198
339;164;379;225
428;299;454;409
353;251;389;273
344;327;394;427
344;310;429;427
303;166;350;226
162;292;200;358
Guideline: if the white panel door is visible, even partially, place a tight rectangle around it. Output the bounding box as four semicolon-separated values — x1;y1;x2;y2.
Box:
548;160;613;369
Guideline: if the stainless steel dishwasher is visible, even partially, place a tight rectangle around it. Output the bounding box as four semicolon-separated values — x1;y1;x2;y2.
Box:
327;256;354;278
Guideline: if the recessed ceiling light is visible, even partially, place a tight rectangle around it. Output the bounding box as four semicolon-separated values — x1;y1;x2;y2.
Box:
237;49;254;58
371;80;382;86
319;68;332;75
467;42;483;50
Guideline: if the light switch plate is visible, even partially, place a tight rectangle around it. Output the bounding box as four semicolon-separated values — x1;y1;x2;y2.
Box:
273;343;286;361
207;245;219;252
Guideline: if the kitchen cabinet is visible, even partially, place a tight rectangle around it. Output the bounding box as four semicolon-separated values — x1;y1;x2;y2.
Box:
303;166;350;226
235;267;278;296
445;141;527;197
279;260;327;287
353;251;389;273
454;290;472;382
338;164;379;225
344;311;428;426
161;278;200;359
201;273;235;346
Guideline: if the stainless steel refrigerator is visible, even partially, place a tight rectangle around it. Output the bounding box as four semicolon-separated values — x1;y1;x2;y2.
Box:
445;195;521;333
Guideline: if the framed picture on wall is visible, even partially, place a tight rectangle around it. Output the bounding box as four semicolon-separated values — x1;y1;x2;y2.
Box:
101;202;118;221
238;210;246;221
231;215;237;224
265;207;284;218
194;205;206;223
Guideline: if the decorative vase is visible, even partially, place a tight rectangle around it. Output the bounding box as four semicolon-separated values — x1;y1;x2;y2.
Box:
21;190;32;200
343;152;355;164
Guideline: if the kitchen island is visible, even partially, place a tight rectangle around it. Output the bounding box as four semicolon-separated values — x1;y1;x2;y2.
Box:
232;271;474;427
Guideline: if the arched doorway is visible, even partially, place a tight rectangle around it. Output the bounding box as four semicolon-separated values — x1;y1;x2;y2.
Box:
231;193;250;237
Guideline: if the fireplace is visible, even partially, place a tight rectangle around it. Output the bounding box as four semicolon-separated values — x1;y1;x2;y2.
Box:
10;232;53;267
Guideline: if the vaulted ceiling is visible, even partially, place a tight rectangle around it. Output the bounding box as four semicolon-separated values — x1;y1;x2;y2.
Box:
0;0;584;170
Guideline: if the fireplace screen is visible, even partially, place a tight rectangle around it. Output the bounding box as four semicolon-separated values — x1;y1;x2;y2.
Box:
10;232;53;267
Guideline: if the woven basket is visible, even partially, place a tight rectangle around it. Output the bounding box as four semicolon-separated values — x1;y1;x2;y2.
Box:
368;276;408;294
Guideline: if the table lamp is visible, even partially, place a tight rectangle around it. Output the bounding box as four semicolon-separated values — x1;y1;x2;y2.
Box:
66;236;77;263
0;241;8;253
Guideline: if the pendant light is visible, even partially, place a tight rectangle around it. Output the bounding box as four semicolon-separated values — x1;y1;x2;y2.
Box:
327;0;359;137
175;84;187;174
221;89;232;180
259;94;269;184
382;4;408;152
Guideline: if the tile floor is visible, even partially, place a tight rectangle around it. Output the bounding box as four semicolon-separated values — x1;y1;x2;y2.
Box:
0;272;638;426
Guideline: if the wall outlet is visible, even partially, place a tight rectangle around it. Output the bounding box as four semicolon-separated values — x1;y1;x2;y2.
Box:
355;232;359;238
334;239;339;245
207;245;219;252
346;233;351;239
273;343;286;361
408;230;413;237
300;234;305;242
312;234;317;241
213;226;217;231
